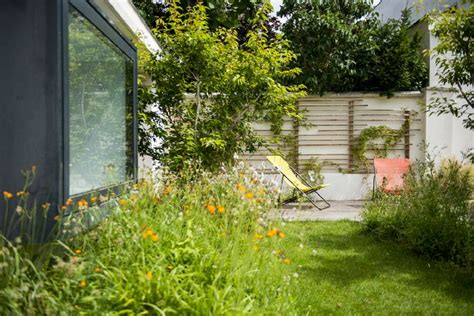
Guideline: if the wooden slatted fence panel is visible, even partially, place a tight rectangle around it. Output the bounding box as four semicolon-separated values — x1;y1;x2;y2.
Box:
244;93;424;174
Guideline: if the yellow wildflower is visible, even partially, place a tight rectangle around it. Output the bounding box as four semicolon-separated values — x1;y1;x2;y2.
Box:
236;184;246;193
119;199;127;206
31;165;37;173
283;258;291;265
3;191;13;199
90;196;97;203
278;231;286;238
145;271;153;280
255;234;263;240
42;202;50;210
217;205;225;214
245;192;254;199
95;267;101;273
79;280;86;288
74;249;81;255
16;191;25;197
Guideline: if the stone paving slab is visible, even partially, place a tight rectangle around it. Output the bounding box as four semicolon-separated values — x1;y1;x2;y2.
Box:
271;201;364;222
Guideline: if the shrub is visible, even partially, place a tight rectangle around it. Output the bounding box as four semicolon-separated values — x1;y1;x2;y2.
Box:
362;158;474;267
0;165;295;314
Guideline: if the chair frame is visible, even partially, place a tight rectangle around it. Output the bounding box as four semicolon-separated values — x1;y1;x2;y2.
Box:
273;162;330;211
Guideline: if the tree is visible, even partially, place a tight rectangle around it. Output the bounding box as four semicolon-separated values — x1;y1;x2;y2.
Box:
132;0;280;43
427;3;473;129
278;0;428;95
138;1;305;172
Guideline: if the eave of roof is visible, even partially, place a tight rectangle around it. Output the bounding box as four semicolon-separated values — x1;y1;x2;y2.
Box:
92;0;160;54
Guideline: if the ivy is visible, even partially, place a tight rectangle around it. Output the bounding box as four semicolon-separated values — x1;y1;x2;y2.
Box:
352;121;409;170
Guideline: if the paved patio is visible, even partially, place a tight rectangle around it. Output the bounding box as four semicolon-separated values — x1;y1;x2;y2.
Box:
273;200;364;222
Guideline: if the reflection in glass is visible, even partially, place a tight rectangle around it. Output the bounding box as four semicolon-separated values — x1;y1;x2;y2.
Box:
68;7;133;195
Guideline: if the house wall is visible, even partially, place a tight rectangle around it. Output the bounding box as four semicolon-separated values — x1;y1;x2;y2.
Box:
0;0;63;238
424;88;474;164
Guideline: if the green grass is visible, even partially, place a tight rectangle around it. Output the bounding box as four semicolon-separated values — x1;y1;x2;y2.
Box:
282;221;474;315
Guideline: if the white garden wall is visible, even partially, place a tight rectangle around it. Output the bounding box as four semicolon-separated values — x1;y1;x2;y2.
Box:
245;91;473;200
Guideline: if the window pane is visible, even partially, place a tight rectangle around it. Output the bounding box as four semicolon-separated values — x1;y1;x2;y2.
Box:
68;7;133;195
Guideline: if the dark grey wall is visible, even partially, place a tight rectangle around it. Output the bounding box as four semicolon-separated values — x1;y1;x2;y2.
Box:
0;0;62;238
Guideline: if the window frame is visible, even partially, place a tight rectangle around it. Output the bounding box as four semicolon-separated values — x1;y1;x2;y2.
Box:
62;0;138;203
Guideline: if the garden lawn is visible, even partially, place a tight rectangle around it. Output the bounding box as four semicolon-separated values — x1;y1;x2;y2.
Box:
282;221;474;315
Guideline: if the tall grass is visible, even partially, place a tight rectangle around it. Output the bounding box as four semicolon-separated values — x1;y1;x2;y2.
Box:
1;166;296;314
362;158;474;268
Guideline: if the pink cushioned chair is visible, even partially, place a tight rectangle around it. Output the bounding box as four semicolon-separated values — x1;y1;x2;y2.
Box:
373;158;411;198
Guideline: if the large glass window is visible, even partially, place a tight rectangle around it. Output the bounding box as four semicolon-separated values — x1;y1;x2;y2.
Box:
68;7;134;196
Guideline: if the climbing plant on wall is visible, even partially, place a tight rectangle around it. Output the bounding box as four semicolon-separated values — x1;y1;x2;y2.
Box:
352;121;409;171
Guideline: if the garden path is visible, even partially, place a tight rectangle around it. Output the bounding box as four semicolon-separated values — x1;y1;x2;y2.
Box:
274;201;363;222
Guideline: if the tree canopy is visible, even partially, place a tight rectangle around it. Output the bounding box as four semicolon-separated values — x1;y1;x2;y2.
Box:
132;0;280;43
278;0;428;95
427;2;473;129
138;1;305;172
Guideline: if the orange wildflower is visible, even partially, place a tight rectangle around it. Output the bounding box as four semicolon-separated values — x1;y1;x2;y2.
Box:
163;186;172;195
142;228;153;239
95;267;102;273
278;231;286;238
266;229;278;237
245;192;254;199
217;205;225;214
42;202;51;210
283;258;291;265
3;191;13;199
207;204;216;215
77;199;88;208
79;280;86;288
151;233;159;242
66;198;73;206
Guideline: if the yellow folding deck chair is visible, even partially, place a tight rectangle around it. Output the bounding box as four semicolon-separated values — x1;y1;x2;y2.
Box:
267;156;330;210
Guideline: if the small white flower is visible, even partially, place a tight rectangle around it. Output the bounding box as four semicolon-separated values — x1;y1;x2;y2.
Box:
312;249;318;255
15;206;24;215
299;243;304;248
293;273;299;278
